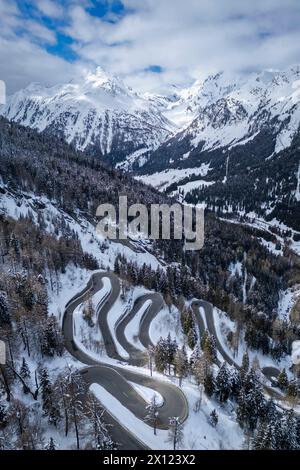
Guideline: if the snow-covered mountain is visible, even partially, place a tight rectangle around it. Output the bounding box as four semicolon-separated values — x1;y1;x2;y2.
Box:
134;67;300;230
0;67;173;166
140;66;300;174
1;65;300;192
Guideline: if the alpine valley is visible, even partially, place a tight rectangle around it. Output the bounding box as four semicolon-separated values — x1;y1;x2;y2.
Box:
2;65;300;233
1;64;300;452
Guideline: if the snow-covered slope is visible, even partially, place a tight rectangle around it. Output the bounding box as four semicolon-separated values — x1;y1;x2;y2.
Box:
0;67;173;166
140;66;300;175
2;65;300;178
186;68;300;148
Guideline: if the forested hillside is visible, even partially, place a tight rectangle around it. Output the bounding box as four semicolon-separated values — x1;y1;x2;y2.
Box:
1;117;300;450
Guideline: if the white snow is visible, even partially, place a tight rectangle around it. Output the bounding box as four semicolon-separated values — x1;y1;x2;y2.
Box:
90;378;243;450
73;277;111;357
129;382;164;407
175;179;214;195
124;299;152;351
136;164;211;191
209;306;291;373
149;305;186;348
277;287;300;321
291;341;300;365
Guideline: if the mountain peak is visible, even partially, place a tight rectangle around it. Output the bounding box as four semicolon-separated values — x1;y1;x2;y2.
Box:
82;66;128;96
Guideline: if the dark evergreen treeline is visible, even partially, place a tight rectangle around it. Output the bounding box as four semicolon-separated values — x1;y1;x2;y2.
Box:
183;134;300;231
0;117;168;221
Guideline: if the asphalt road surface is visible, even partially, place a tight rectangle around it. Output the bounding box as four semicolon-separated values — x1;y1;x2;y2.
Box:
191;300;282;398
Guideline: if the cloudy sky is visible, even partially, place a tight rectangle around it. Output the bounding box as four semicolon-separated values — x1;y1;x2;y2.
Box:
0;0;300;94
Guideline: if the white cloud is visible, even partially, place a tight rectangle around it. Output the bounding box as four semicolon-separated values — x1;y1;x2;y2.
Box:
64;0;300;92
0;36;80;93
24;19;57;44
35;0;63;18
0;0;300;93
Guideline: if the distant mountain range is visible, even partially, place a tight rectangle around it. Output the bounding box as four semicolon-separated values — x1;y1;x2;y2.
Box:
0;67;173;166
1;65;300;229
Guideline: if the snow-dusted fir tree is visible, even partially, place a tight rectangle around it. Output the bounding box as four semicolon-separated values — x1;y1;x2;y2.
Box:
40;368;61;427
209;409;218;428
174;346;188;386
201;330;217;364
168;417;184;450
0;292;11;326
19;358;31;380
279;409;299;450
240;351;250;379
192;352;211;411
0;400;7;428
237;368;264;432
154;337;168;374
86;395;115;450
215;362;232;403
165;333;178;375
277;368;288;390
0;292;10;325
45;437;57;450
145;395;160;435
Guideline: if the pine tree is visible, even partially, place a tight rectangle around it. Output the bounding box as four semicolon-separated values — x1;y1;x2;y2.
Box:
187;324;198;349
287;380;298;405
45;437;56;450
168;417;184;450
261;398;278;424
145;395;159;435
0;401;7;428
240;352;250;379
0;292;10;326
189;344;201;369
41;317;64;357
202;332;217;364
83;297;95;327
209;409;218;428
216;363;232;403
114;255;120;275
86;395;115;450
230;366;242;399
165;333;178;375
204;372;215;397
192;353;210;386
40;368;52;413
174;346;188;386
200;329;209;351
40;368;61;426
20;358;31;380
154;337;168;374
63;367;86;450
252;419;278;450
279;409;299;450
237;368;264;432
277;368;288;390
19;357;31;394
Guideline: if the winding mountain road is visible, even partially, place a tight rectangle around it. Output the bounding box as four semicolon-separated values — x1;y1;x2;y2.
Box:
62;271;188;449
62;270;284;449
191;300;283;398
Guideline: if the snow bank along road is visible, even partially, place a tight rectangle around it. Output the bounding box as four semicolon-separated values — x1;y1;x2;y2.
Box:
62;271;188;450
